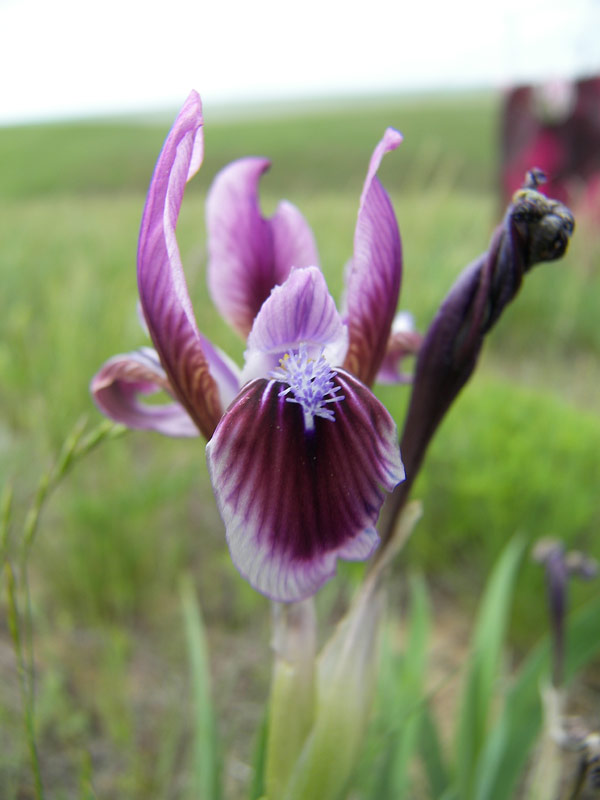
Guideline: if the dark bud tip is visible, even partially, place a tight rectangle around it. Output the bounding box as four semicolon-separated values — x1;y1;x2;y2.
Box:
523;167;547;190
510;180;575;265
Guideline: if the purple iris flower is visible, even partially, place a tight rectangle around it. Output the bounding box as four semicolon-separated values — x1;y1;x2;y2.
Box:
91;91;406;602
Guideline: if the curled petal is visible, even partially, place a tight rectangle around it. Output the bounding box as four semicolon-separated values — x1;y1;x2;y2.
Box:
207;158;320;338
91;348;200;437
138;90;237;439
343;128;403;386
206;369;404;602
376;311;422;384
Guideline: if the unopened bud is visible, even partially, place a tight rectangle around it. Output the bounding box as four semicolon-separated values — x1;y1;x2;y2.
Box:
532;538;597;688
381;181;574;541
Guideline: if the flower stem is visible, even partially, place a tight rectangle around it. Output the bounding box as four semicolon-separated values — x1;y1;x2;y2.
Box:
265;598;317;799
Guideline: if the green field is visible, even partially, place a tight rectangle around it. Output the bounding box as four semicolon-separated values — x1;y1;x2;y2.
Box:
1;91;599;798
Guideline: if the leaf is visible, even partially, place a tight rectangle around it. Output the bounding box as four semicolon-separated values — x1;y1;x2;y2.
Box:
249;711;269;800
419;701;450;799
473;591;600;800
180;575;221;800
265;600;316;799
454;536;526;798
282;503;422;800
371;574;431;799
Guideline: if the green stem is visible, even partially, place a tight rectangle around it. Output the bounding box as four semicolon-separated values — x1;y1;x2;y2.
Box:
265;599;317;799
5;560;45;800
3;417;126;798
524;684;565;800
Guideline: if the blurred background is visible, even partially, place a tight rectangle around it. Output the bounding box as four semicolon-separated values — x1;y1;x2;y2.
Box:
1;0;600;124
1;0;600;797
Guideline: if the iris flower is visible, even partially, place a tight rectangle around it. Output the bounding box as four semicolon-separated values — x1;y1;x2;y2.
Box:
91;91;406;602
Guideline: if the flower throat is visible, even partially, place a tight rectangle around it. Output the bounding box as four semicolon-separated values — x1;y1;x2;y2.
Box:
271;343;344;432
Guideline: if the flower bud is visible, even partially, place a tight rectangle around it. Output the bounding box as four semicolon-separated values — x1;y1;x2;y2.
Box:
381;178;574;541
533;537;597;687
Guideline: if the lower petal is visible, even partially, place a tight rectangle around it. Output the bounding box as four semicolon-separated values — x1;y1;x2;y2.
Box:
206;369;404;602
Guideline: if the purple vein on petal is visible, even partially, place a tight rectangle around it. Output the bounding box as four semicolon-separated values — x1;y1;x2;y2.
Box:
343;128;403;387
90;347;200;437
242;267;348;382
206;368;404;602
206;158;320;339
137;90;238;439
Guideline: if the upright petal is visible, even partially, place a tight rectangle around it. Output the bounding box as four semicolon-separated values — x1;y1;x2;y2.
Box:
242;267;348;382
343;128;403;386
91;348;200;437
206;158;320;338
206;369;404;602
138;90;238;440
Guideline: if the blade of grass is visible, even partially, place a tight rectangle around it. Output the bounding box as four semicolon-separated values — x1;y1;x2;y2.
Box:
21;418;126;563
473;591;600;800
19;420;128;762
0;483;13;595
77;751;98;800
419;701;450;799
248;710;269;800
371;574;431;799
180;574;221;800
1;420;127;800
455;535;526;799
1;482;12;553
5;559;45;800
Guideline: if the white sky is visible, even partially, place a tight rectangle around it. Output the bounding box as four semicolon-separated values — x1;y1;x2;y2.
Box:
0;0;599;124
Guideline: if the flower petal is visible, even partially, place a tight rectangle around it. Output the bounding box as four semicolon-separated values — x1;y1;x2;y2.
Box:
91;348;200;437
242;266;348;382
138;90;238;439
376;311;422;384
343;128;403;386
206;158;320;338
206;369;404;602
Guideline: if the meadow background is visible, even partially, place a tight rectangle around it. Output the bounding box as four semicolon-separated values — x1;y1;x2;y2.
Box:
1;91;599;798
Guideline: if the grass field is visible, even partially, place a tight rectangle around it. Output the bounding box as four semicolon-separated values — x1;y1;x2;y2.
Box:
1;90;599;798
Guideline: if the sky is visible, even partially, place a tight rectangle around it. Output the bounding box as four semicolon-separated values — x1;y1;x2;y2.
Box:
1;0;599;125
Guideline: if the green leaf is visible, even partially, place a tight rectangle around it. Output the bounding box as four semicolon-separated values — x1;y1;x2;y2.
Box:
419;701;450;799
282;587;383;800
282;504;422;800
180;575;221;800
1;482;12;555
455;536;526;798
371;574;431;799
473;591;600;800
249;710;269;800
265;600;316;799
